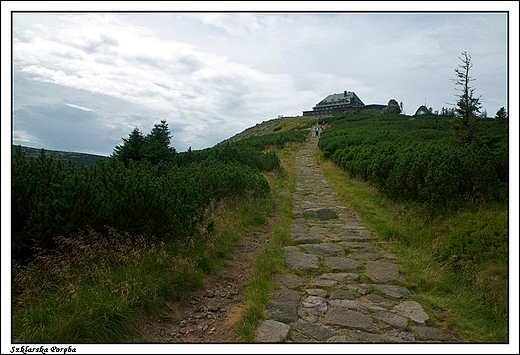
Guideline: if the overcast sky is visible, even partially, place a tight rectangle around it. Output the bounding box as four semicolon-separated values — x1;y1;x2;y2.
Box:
4;4;516;156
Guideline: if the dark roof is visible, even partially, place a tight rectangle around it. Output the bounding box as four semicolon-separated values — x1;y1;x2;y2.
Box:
414;105;430;115
314;91;364;108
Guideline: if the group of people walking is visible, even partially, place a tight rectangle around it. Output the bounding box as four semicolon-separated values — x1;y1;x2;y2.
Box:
311;123;329;138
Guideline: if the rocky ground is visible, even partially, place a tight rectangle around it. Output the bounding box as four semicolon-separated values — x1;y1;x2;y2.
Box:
131;228;271;343
254;136;453;343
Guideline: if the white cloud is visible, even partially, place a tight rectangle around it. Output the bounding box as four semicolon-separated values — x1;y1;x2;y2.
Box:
64;103;95;112
196;13;262;36
12;130;41;148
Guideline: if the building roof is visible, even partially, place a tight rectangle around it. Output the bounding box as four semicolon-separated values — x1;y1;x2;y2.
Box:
414;105;430;116
314;91;364;108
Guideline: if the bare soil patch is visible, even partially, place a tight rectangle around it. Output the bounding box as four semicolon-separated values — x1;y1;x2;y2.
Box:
129;227;271;343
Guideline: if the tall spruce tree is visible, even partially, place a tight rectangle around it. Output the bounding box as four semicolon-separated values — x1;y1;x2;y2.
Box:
141;120;176;164
451;51;482;143
112;127;145;166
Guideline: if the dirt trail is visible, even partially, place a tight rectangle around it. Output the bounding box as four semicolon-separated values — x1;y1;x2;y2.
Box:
130;227;271;343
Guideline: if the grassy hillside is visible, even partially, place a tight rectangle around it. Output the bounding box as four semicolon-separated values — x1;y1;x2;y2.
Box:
219;116;315;144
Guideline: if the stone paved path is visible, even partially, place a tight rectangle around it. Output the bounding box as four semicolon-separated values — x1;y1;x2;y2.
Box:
254;136;445;343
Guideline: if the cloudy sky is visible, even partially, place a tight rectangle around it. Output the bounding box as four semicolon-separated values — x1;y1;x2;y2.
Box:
4;3;516;157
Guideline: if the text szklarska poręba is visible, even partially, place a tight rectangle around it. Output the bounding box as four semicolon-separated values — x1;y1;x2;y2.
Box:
11;346;76;355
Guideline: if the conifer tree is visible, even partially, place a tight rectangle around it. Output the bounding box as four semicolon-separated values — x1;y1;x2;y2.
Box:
451;52;482;143
495;107;508;122
141;120;176;164
112;127;145;166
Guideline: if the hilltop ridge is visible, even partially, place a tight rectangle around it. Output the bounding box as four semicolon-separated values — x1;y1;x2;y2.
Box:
218;118;283;145
219;116;315;145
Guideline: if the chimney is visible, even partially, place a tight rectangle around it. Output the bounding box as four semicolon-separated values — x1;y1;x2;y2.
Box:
344;90;347;97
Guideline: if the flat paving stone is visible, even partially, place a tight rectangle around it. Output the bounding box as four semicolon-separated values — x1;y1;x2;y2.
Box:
340;241;375;251
328;335;356;342
285;247;319;270
292;320;338;341
290;224;309;237
255;320;291;342
305;288;327;297
273;273;307;290
323;308;377;333
329;289;357;300
349;252;381;260
310;279;338;287
347;284;372;295
411;326;445;341
294;235;327;244
394;301;430;324
303;208;338;220
324;257;361;271
302;296;328;313
371;310;409;330
343;329;385;343
362;293;394;307
300;243;345;256
375;284;413;298
365;260;407;283
328;299;362;309
385;329;416;343
298;308;321;323
309;226;331;234
265;302;299;323
290;331;318;342
271;289;301;303
319;272;359;282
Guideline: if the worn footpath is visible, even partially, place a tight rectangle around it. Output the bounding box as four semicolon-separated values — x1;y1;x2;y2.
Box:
254;136;446;343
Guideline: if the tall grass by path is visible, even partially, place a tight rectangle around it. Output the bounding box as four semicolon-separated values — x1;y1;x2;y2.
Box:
232;141;302;342
316;148;508;343
11;192;279;343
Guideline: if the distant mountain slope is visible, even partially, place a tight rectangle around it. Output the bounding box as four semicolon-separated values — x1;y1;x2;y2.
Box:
12;145;108;166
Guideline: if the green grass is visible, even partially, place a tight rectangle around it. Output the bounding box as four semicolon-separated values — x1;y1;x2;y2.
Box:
11;191;279;343
12;228;199;343
317;148;509;343
232;141;302;342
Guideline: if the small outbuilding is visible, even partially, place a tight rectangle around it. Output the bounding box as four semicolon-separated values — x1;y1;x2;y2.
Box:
414;105;431;116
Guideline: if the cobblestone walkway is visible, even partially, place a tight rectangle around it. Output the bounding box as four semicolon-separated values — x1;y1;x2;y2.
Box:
254;136;445;343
